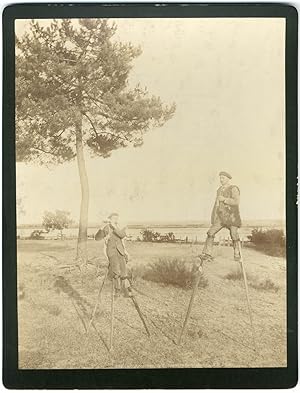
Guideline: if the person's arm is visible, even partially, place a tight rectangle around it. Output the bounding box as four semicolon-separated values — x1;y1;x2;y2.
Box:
224;187;240;206
103;240;109;261
111;224;129;260
122;238;130;262
95;229;104;241
95;224;110;240
112;226;127;239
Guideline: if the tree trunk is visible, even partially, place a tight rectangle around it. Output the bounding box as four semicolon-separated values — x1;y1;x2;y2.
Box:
75;117;89;264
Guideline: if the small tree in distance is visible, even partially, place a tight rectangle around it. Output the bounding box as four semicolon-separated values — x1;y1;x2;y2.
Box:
42;210;73;240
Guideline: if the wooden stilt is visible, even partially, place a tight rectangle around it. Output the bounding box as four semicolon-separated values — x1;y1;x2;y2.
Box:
238;242;257;351
177;260;203;345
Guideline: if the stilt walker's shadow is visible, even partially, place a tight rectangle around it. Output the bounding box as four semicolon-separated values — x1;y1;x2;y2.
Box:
53;275;109;352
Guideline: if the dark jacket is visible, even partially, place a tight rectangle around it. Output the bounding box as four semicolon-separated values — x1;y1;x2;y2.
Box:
106;225;126;257
211;185;242;227
95;224;126;256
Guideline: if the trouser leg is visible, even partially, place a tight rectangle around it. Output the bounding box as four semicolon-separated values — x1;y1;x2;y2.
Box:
119;257;132;296
202;223;223;257
108;259;121;296
230;226;241;261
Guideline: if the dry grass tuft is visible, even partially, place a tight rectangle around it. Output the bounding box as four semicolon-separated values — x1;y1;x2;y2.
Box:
225;268;279;292
250;278;280;292
44;304;62;316
224;269;245;281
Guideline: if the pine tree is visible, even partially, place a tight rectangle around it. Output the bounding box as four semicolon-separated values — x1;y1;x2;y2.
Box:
16;19;175;263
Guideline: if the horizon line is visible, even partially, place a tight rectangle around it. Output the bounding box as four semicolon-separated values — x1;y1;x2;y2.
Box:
17;218;285;227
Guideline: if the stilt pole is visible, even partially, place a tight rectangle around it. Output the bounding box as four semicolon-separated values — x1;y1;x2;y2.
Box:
238;241;257;351
109;279;115;352
177;259;203;345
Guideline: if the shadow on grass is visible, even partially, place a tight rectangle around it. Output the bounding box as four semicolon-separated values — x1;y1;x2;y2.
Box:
53;275;109;351
212;327;258;353
147;316;177;345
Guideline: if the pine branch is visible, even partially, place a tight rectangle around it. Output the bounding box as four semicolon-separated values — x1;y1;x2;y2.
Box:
16;19;176;162
82;112;99;137
32;146;59;156
82;112;129;142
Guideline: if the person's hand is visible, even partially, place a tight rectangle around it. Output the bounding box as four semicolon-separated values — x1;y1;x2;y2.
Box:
218;195;226;202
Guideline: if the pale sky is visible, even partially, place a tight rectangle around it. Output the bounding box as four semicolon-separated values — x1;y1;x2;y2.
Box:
16;18;286;225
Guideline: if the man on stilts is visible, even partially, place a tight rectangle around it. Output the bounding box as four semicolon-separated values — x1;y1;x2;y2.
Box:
179;172;256;348
201;171;242;262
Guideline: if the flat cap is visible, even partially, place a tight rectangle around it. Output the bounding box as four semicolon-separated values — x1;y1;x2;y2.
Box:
219;171;232;179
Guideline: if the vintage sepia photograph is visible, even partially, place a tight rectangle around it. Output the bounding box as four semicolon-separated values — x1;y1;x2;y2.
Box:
14;15;288;371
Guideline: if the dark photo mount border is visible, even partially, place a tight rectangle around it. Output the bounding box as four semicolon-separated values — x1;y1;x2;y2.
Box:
2;2;298;389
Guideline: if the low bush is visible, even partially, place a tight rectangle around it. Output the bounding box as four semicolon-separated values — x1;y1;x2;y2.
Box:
140;229;161;242
29;230;45;240
247;228;285;257
139;257;208;289
224;269;245;281
140;229;176;243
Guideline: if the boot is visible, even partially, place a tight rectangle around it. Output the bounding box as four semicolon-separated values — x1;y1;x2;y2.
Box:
233;240;241;261
201;235;214;261
121;276;133;297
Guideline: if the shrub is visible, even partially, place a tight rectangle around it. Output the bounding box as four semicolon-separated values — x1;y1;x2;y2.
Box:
224;268;279;292
140;257;208;289
140;229;160;242
163;232;176;242
140;229;176;243
29;230;45;240
247;228;286;257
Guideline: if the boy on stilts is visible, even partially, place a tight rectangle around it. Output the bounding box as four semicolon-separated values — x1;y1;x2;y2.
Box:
96;212;132;297
93;213;150;351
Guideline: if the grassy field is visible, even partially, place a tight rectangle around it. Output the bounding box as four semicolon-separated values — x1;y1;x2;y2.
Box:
17;239;286;369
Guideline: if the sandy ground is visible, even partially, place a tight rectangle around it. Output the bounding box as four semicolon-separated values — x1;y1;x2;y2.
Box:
17;239;286;369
